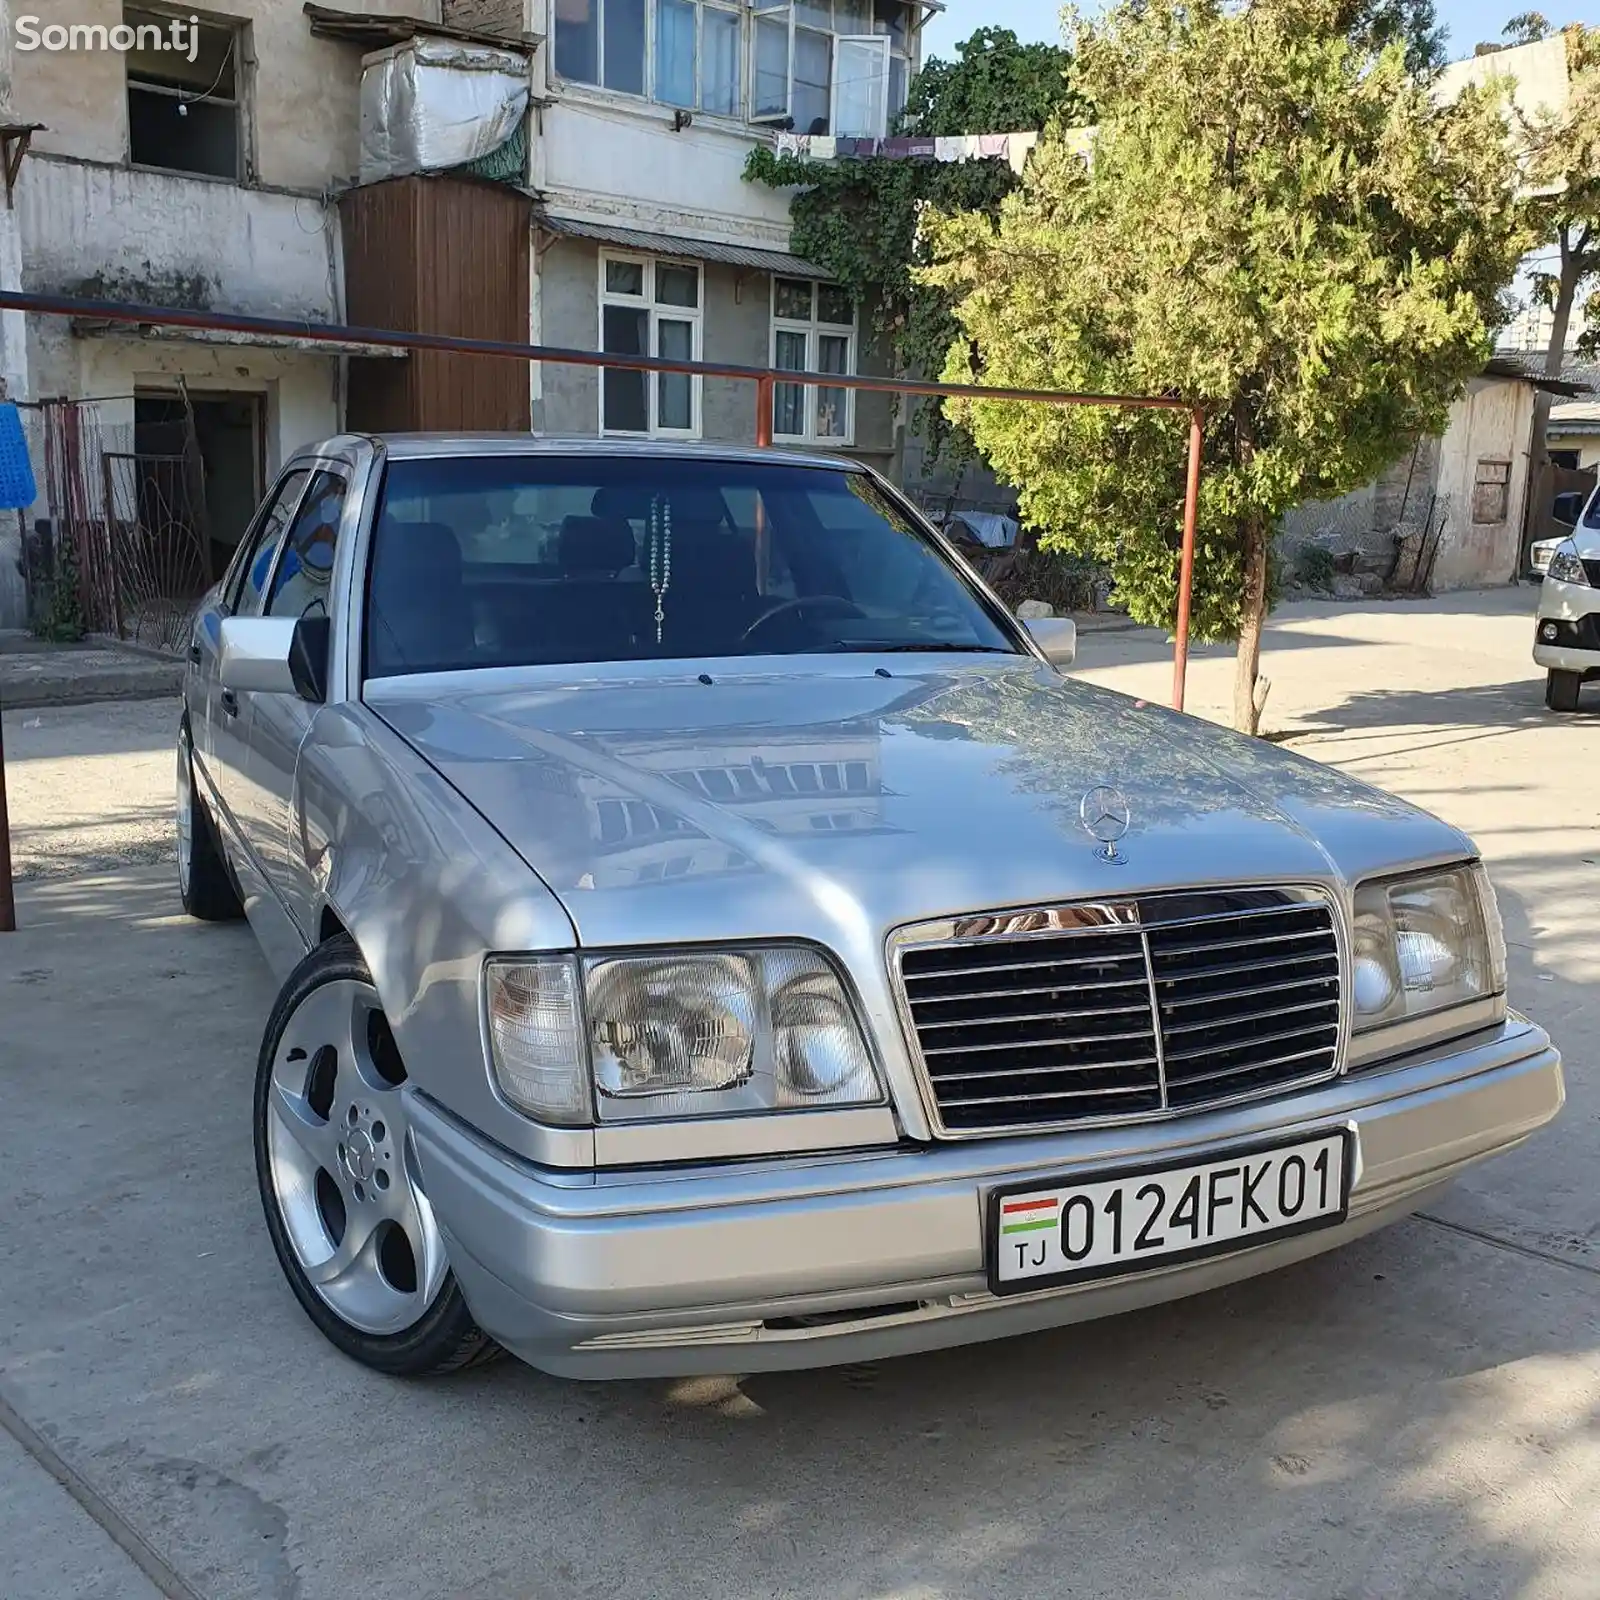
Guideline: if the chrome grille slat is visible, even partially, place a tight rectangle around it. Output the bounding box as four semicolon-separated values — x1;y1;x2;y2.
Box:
1162;997;1338;1038
1163;1045;1337;1093
937;1082;1159;1109
1143;901;1327;932
1162;975;1335;1010
916;1001;1153;1028
1164;1018;1339;1063
929;1056;1160;1084
922;1025;1158;1056
903;950;1145;982
905;976;1153;1003
1147;927;1332;961
1154;951;1335;987
896;889;1343;1135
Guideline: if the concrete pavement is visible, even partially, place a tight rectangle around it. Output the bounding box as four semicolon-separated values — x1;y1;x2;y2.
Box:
0;587;1594;1600
1;631;182;710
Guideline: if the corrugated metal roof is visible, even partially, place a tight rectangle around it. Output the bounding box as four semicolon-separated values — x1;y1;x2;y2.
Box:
1482;355;1591;397
535;214;831;279
1549;401;1600;433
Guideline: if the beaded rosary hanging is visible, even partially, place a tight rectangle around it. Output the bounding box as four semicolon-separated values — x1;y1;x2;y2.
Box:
647;494;672;645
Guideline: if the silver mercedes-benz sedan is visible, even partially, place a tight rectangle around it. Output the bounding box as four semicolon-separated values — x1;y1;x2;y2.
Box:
178;434;1564;1380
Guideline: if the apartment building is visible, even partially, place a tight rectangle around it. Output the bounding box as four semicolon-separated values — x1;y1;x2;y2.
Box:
0;0;927;629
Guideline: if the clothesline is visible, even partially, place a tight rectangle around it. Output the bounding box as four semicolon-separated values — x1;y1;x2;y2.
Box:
771;129;1042;174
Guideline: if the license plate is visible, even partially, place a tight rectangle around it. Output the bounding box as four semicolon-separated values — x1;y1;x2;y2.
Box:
987;1129;1353;1295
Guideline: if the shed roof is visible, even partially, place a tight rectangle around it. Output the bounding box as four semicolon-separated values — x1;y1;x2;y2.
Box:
1482;355;1592;397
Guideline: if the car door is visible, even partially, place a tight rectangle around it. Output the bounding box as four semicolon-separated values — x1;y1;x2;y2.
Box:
189;468;311;837
243;467;350;930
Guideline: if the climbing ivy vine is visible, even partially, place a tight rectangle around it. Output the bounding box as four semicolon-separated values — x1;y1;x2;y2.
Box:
743;28;1084;457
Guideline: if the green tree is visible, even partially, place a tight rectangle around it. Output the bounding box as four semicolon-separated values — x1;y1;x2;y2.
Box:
743;28;1083;459
920;0;1524;734
1502;12;1552;46
1342;0;1445;73
1503;25;1600;478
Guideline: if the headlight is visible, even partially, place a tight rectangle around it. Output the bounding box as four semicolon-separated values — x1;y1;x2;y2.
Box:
484;946;883;1124
1350;863;1506;1032
1546;540;1590;586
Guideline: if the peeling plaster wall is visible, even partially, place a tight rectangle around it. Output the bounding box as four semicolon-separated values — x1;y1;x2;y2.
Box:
12;0;439;189
20;158;341;321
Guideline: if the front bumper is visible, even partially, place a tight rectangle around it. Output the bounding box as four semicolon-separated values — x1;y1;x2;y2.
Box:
1533;574;1600;674
408;1017;1563;1378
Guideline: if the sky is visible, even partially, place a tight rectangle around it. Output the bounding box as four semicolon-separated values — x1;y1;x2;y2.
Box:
920;1;1593;64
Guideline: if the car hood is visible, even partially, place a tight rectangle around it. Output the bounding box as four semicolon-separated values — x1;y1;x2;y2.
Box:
368;659;1472;951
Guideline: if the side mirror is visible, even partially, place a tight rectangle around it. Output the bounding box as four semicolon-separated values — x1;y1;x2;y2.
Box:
1025;615;1076;667
1551;492;1582;527
218;615;330;703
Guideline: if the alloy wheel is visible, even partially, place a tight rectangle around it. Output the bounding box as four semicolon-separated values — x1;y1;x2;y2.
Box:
264;978;447;1335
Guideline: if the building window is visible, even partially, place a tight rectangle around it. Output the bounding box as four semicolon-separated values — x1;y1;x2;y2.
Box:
600;254;702;437
752;0;909;136
125;7;243;180
771;277;855;444
555;0;911;129
653;0;743;114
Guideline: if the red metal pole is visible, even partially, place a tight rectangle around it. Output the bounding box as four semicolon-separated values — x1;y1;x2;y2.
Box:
1171;404;1204;713
755;374;774;448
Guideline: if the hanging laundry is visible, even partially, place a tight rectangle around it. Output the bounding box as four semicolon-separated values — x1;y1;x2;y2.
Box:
1005;131;1040;174
767;129;1048;167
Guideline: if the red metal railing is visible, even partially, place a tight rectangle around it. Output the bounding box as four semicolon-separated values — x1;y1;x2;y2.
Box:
0;289;1206;932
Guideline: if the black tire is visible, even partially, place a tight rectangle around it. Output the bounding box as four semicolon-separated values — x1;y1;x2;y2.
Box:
1545;669;1582;713
177;718;244;922
254;934;501;1377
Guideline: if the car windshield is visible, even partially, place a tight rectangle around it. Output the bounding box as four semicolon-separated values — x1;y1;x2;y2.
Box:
363;454;1021;676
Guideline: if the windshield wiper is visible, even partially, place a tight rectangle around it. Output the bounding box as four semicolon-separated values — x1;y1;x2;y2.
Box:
836;641;1018;654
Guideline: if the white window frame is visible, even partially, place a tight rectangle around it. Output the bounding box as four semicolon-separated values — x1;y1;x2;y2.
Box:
652;0;745;116
748;0;903;135
552;0;914;132
598;251;703;439
830;34;889;139
556;0;747;119
770;278;857;446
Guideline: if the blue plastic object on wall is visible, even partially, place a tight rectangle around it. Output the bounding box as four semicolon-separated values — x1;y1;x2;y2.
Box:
0;402;35;511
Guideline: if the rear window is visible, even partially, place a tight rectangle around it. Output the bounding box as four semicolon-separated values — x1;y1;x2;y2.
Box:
363;454;1019;677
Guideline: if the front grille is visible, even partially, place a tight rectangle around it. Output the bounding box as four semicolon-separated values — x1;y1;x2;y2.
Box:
1583;558;1600;588
896;890;1342;1135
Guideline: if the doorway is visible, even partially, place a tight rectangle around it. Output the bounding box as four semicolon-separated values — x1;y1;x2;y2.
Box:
134;390;265;576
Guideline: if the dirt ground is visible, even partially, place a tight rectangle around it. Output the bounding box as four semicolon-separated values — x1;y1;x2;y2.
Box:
0;587;1594;1600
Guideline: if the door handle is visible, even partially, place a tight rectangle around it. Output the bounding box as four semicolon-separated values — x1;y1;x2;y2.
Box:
220;689;239;717
187;642;202;664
